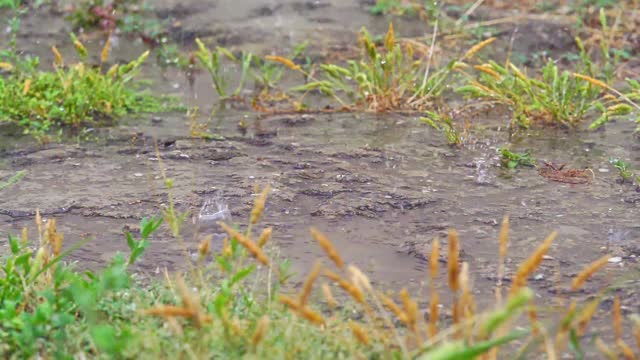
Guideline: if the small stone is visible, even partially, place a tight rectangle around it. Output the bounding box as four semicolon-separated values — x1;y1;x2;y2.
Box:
133;173;143;177
609;256;622;264
608;256;623;263
599;168;609;173
542;255;554;260
534;273;544;280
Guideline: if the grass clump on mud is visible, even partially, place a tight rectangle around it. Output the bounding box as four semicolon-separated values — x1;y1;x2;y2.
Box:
2;181;638;358
457;9;639;130
0;33;175;142
195;23;494;113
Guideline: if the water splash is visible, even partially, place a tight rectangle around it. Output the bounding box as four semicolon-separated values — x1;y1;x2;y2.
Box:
197;191;232;242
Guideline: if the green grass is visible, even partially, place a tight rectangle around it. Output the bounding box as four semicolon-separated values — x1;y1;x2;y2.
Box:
0;33;176;142
456;34;636;129
0;170;26;191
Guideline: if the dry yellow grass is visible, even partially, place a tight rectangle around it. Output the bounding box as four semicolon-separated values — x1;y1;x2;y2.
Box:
349;321;370;345
324;269;365;304
265;55;301;71
101;34;111;64
428;290;439;338
595;337;617;360
349;265;373;292
0;61;13;70
577;297;601;336
321;283;337;308
430;238;439;280
458;262;475;321
198;236;211;256
400;288;421;344
299;260;322;306
447;229;460;293
21;227;28;245
250;184;271;225
35;208;43;244
22;79;31;95
617;339;635;360
218;222;270;266
384;22;395;51
278;294;300;311
473;64;501;80
279;294;326;326
251;315;270;347
310;227;345;269
528;302;539;336
573;73;610;90
379;292;409;324
257;227;273;248
571;254;611;291
511;231;557;295
463;37;496;60
496;215;509;304
51;46;63;66
300;306;326;326
613;296;623;341
143;275;212;326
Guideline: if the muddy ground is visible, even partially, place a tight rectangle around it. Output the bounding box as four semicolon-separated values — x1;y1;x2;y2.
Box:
1;0;640;347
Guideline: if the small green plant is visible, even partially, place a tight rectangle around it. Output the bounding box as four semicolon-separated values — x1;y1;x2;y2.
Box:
0;211;161;358
0;170;26;191
421;110;463;146
619;78;640;130
194;39;253;99
499;148;535;169
609;158;638;184
125;216;163;265
156;43;190;69
186;107;223;140
252;42;310;91
0;0;19;8
0;34;174;141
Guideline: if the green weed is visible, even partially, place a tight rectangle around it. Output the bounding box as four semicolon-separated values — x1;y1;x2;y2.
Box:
370;0;419;16
0;34;175;142
0;170;26;191
499;148;535;169
609;158;639;184
421;110;464;146
457;9;639;129
457;50;624;128
194;39;253;100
